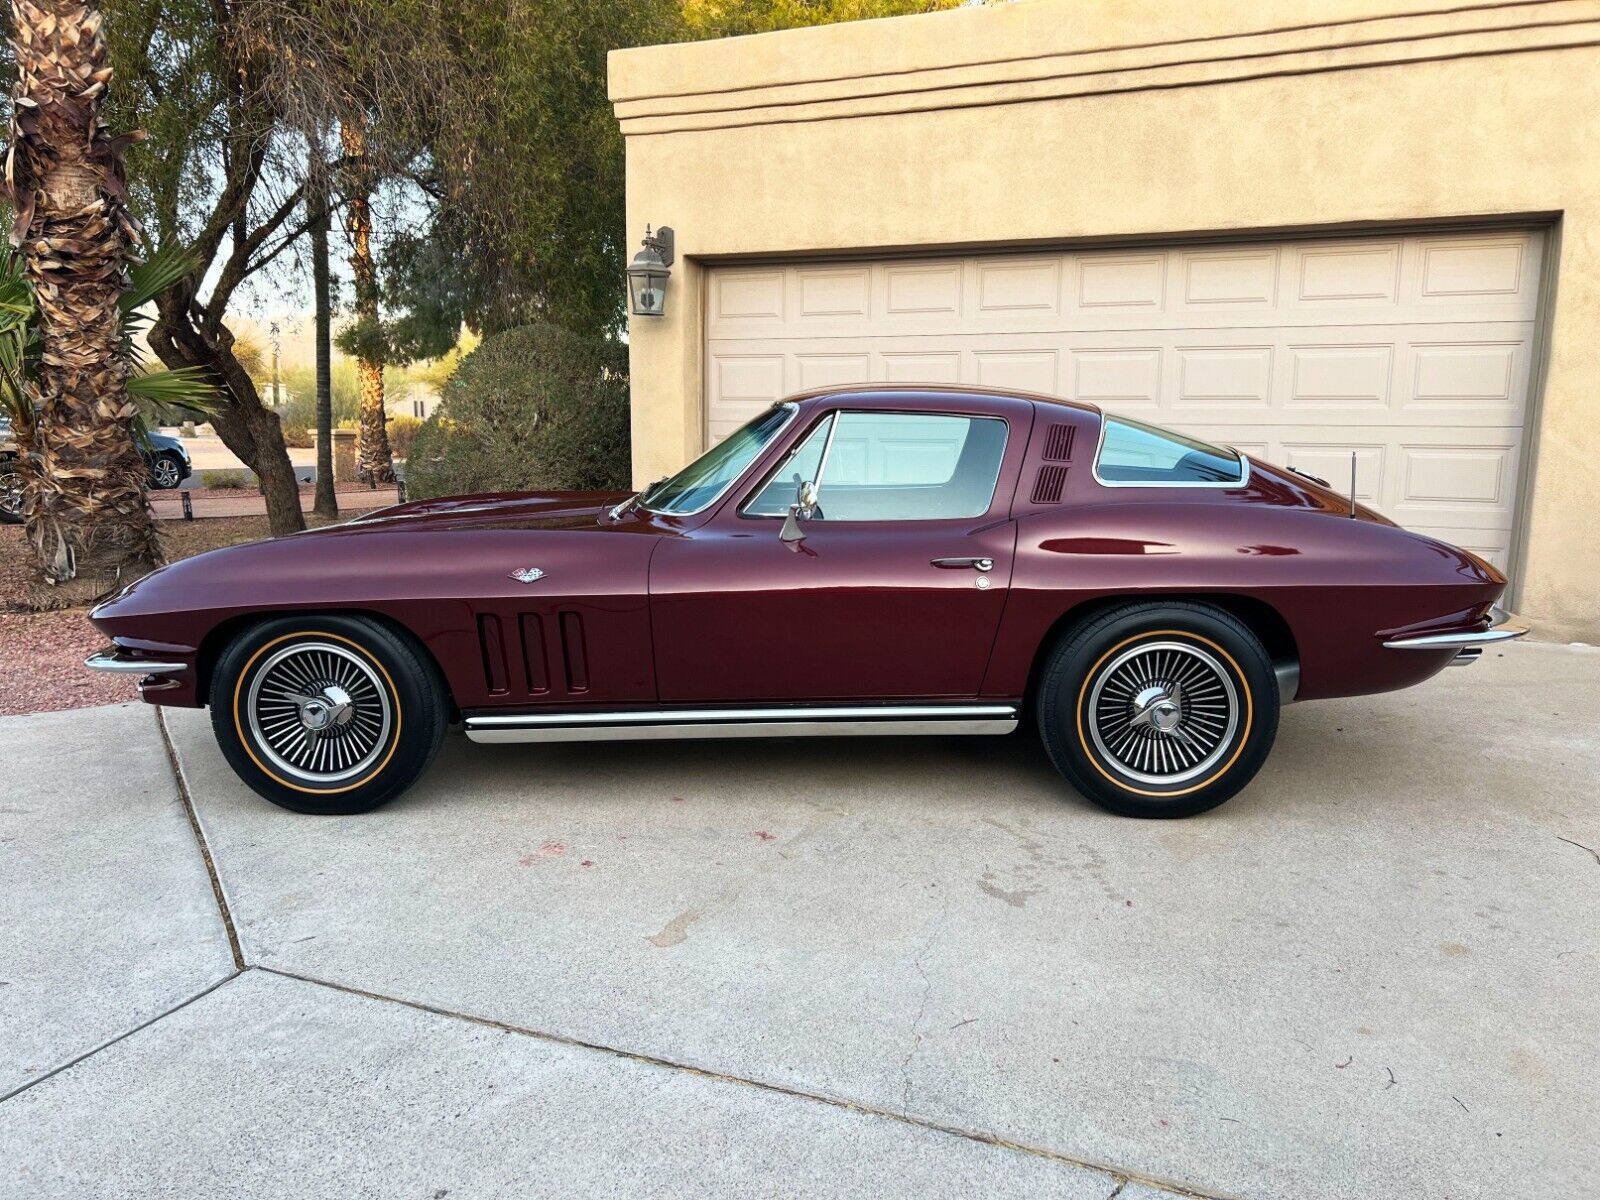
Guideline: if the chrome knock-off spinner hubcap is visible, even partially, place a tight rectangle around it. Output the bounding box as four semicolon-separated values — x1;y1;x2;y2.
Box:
1088;641;1239;786
246;643;392;784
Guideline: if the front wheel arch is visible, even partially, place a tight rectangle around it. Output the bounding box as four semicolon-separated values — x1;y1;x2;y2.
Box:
197;609;458;721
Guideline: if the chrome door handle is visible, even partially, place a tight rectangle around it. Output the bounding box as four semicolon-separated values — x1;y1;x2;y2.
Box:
931;556;993;571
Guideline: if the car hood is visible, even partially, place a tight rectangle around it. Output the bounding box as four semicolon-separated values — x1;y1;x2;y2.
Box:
332;489;633;533
147;432;186;452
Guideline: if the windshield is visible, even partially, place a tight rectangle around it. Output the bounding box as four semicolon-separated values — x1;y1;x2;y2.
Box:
639;403;796;515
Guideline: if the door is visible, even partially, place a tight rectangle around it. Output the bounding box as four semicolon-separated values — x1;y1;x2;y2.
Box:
650;406;1026;703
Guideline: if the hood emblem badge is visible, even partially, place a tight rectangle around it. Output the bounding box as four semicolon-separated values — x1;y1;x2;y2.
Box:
509;567;546;584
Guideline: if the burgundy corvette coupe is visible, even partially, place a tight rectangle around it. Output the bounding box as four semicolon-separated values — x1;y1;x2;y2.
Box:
88;384;1525;817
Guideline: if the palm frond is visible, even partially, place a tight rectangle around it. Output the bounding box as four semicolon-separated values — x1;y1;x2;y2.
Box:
128;366;220;414
122;247;199;315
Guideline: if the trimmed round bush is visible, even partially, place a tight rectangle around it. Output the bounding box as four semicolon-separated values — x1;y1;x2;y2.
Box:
406;324;629;500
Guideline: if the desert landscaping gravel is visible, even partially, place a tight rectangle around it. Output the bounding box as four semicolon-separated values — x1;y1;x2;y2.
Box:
0;515;342;716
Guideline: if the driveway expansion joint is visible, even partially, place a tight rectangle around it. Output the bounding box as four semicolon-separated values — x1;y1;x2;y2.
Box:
254;964;1233;1200
0;972;241;1105
156;705;245;971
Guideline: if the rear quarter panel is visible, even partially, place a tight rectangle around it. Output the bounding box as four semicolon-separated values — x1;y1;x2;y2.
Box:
983;496;1503;702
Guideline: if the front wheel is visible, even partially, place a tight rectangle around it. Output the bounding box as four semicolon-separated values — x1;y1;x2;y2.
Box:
1036;602;1279;818
209;615;447;814
0;461;22;524
149;453;184;489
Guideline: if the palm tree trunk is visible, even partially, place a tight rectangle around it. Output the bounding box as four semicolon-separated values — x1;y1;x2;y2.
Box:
308;142;338;519
340;118;393;486
6;0;161;599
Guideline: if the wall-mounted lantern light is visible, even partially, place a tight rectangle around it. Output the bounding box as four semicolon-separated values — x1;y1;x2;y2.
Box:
626;225;674;317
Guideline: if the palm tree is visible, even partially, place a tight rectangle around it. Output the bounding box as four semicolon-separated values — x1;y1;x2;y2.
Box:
4;0;159;598
0;251;216;556
306;134;338;519
341;117;395;486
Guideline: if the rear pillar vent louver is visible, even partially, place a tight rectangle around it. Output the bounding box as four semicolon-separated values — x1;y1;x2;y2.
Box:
1042;423;1075;462
1032;464;1069;505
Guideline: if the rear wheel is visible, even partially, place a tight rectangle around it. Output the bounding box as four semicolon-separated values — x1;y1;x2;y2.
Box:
209;615;447;814
1036;602;1279;818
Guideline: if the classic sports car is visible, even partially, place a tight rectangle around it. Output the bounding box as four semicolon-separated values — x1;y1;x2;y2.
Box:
87;384;1526;818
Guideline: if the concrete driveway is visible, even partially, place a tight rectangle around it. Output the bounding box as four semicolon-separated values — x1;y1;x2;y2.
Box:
2;642;1596;1199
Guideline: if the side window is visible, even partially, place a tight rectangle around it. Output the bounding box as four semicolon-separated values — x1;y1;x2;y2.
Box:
744;416;833;516
818;412;1006;520
1095;416;1244;485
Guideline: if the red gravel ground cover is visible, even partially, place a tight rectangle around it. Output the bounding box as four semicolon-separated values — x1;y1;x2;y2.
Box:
0;515;339;717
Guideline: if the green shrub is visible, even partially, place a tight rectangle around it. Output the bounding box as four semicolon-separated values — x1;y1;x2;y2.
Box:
386;413;423;461
406;323;630;500
200;468;252;489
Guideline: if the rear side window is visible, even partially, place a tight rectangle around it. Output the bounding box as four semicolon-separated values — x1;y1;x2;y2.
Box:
1095;416;1245;486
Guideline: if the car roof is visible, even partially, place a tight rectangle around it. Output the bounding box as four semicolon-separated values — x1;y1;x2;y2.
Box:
782;381;1101;417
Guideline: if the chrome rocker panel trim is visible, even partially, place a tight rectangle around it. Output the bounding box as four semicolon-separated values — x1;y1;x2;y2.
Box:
464;704;1020;744
1381;611;1529;651
85;649;188;675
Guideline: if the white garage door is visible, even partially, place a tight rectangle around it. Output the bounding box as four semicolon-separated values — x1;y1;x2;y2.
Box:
705;230;1544;571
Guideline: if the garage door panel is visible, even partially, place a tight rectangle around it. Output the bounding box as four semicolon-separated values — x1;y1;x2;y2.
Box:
1068;347;1163;411
1415;236;1531;304
1389;434;1522;531
881;350;962;383
1173;345;1275;411
1275;442;1387;504
972;348;1059;393
711;269;785;326
883;262;963;318
975;257;1063;315
1178;246;1281;309
705;230;1541;567
1075;252;1166;311
1289;240;1402;308
1405;338;1524;411
1286;343;1394;410
795;266;871;319
794;351;870;391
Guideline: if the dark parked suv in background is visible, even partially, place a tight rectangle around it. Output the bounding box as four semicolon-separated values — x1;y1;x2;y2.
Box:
0;414;192;523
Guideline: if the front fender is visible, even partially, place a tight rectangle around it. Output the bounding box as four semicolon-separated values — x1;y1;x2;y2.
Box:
91;523;660;709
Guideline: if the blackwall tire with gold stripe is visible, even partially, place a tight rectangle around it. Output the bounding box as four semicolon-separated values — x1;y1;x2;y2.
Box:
1036;602;1279;818
209;615;448;814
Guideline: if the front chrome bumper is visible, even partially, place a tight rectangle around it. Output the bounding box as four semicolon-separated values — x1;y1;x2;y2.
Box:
85;649;187;674
1381;607;1529;653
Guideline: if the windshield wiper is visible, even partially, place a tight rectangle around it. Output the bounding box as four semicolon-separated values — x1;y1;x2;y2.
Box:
609;478;665;522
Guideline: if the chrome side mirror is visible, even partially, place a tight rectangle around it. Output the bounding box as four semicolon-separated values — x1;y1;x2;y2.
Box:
780;480;819;543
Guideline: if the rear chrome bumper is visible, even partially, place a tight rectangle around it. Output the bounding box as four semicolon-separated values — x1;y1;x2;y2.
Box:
1381;607;1529;652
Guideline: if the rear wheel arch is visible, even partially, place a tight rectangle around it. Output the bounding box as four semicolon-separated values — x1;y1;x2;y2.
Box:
1022;592;1299;712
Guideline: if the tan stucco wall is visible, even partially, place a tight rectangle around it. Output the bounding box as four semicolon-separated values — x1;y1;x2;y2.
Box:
610;0;1600;642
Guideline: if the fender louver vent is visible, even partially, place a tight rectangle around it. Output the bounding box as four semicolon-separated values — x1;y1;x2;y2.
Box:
1032;464;1069;505
1042;423;1075;462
